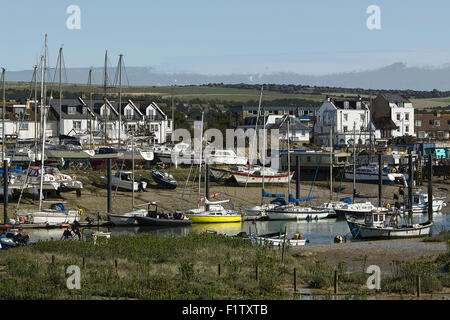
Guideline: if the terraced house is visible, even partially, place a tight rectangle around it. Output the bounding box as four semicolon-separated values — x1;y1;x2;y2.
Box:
414;111;450;140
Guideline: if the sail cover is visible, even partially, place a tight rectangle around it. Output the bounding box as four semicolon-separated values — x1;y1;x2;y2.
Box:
288;194;317;202
262;189;285;198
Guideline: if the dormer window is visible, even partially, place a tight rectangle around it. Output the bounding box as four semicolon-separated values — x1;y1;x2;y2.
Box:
68;106;77;115
344;101;349;109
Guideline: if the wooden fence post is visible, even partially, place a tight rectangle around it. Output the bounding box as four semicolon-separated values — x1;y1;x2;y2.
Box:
334;270;338;296
416;275;421;298
218;264;221;276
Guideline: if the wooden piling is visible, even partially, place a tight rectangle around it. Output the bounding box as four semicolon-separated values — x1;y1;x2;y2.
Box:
334;270;338;295
417;275;421;298
82;257;86;268
293;268;297;292
114;259;118;269
255;265;258;281
51;255;55;264
218;264;221;276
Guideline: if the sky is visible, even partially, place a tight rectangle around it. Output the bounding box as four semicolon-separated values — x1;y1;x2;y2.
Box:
2;0;450;75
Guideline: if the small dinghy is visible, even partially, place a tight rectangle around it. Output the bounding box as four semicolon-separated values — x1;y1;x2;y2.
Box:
251;231;309;247
135;202;191;227
150;170;178;189
0;230;31;250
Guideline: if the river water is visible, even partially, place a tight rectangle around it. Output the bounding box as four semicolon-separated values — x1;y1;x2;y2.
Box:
27;211;449;244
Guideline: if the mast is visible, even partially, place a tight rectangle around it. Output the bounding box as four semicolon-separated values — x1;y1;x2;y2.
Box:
132;133;135;209
352;122;356;202
33;65;38;155
39;34;48;211
89;68;93;147
58;47;63;141
198;111;204;207
171;85;175;142
287;117;291;198
103;50;108;145
1;68;5;164
117;54;123;147
256;86;264;205
329;126;333;201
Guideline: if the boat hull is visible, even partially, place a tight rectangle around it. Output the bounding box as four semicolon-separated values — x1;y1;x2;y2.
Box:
135;216;192;227
184;214;242;223
233;171;294;185
267;208;329;220
108;209;148;226
347;220;433;239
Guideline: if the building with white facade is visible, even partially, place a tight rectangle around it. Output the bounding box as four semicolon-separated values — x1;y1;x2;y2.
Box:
314;97;371;146
371;93;415;138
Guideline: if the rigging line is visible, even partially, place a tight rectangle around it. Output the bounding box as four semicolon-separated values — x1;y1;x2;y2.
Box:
15;158;33;212
307;157;321;199
122;58;131;87
242;86;264;200
180;160;194;210
336;157;348;202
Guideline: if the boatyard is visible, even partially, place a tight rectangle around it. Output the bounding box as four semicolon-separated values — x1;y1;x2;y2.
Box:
1;2;450;304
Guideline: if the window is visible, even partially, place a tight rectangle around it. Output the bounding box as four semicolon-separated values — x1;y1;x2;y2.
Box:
19;123;29;131
68;106;77;115
73;121;82;130
343;114;348;121
396;113;401;121
360;114;365;122
344;101;349;109
415;120;422;126
405;125;409;133
430;120;440;126
405;113;409;121
343;126;348;132
125;108;133;120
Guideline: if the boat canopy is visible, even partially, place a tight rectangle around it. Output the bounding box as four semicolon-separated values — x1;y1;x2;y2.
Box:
262;189;285;198
50;203;66;213
288;194;317;202
340;197;353;204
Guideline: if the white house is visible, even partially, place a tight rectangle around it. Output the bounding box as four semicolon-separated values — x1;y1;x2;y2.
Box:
371;93;415;138
314;97;371;146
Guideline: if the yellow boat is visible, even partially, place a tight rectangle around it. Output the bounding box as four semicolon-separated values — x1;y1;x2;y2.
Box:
184;199;242;223
185;214;242;223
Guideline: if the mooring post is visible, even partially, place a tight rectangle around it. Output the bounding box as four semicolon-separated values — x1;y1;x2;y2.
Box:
218;264;221;276
107;158;112;214
378;154;382;208
408;152;413;225
427;154;433;223
114;259;118;269
334;270;338;296
255;265;258;281
293;268;297;292
82;257;86;268
51;255;55;264
3;160;8;224
417;275;421;298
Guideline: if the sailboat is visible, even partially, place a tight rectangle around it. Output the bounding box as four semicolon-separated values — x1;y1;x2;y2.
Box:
16;36;81;226
265;117;329;221
183;114;241;223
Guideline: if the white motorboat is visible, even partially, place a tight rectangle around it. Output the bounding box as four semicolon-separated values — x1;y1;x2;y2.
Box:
108;209;148;226
43;166;83;191
204;149;247;165
346;210;433;239
251;231;308;247
345;163;404;185
18;203;81;225
334;202;388;218
102;170;147;192
400;190;447;213
153;143;191;164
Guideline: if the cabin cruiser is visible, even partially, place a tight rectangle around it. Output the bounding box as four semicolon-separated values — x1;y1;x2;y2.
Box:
42;166;83;192
345;163;407;185
102;170;147;192
204;149;247;165
401;190;447;213
333;202;388;218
